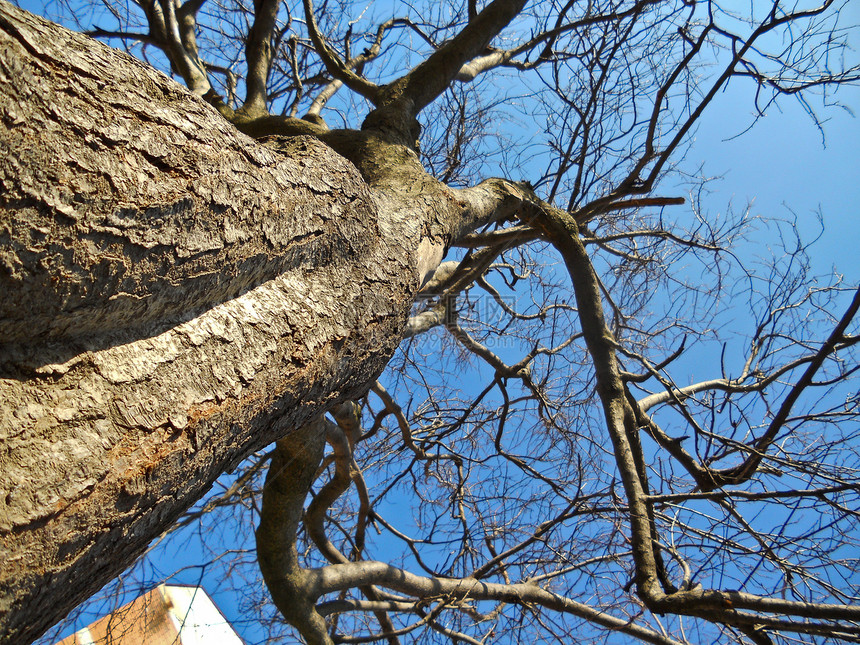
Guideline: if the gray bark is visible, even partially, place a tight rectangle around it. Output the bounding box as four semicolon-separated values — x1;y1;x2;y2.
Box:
0;3;423;642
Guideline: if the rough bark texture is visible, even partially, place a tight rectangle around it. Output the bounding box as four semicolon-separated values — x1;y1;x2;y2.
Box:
0;3;422;642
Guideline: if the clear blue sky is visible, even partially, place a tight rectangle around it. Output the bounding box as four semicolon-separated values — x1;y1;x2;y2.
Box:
687;81;858;279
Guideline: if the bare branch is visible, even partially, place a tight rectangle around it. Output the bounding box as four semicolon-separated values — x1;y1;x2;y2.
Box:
379;0;528;115
310;560;686;645
301;0;380;103
244;0;281;115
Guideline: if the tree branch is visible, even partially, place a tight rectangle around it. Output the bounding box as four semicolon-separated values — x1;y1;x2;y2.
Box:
309;560;685;645
301;0;380;103
715;286;860;487
256;419;332;645
243;0;281;115
378;0;528;116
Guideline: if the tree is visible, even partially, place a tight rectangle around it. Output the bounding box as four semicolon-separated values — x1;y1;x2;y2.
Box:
1;0;858;642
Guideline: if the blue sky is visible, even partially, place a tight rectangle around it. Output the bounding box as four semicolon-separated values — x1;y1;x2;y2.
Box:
687;81;858;279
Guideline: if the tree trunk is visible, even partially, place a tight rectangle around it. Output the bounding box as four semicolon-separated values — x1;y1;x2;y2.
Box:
0;3;426;642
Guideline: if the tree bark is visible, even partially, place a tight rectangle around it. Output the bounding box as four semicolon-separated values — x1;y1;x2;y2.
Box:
0;3;428;642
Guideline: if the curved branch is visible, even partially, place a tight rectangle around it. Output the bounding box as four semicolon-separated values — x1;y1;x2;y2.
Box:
526;202;860;637
156;0;210;95
309;560;685;645
306;418;356;564
302;0;380;103
86;27;158;46
522;204;665;600
256;419;332;645
371;382;428;459
715;286;860;486
453;0;664;82
304;411;401;644
379;0;528;115
305;18;415;118
316;599;416;617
